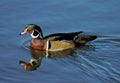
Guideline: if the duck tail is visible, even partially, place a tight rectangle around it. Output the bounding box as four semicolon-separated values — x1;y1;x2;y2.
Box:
74;33;97;45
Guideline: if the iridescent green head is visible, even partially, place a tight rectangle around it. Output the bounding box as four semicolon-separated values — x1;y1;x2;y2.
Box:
20;24;43;39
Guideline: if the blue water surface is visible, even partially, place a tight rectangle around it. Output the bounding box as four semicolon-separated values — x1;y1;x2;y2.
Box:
0;0;120;83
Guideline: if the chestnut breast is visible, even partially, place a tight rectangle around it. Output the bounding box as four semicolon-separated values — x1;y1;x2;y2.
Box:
30;39;47;51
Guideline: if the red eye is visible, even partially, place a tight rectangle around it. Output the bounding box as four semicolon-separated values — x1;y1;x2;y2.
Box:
29;27;33;31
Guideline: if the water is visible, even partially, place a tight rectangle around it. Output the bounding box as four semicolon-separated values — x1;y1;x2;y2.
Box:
0;0;120;83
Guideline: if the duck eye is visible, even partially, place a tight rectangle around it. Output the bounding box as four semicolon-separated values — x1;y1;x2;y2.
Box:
29;27;33;31
26;27;33;32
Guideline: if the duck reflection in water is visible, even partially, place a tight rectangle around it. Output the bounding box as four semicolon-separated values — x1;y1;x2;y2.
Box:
19;45;95;71
19;58;41;71
19;47;75;71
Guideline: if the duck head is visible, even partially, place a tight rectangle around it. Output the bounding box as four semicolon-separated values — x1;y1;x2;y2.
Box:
20;24;43;39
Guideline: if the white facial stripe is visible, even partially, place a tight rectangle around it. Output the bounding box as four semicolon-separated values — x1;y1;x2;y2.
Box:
39;33;43;39
31;34;39;38
29;58;38;66
31;30;39;38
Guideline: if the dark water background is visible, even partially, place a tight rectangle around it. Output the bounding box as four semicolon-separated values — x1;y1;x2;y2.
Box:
0;0;120;83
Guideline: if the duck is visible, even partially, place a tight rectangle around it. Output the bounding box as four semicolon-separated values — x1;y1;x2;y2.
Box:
20;24;97;51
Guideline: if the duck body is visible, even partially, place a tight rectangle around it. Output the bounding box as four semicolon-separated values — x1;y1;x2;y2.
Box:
20;24;97;51
30;38;76;51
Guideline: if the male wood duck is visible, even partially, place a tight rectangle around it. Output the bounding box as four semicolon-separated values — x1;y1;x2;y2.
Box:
20;24;97;51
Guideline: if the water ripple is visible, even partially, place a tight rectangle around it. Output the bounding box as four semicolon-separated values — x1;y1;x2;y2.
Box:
22;39;30;50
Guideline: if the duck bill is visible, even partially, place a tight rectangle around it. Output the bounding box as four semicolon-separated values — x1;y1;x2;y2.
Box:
20;30;28;35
